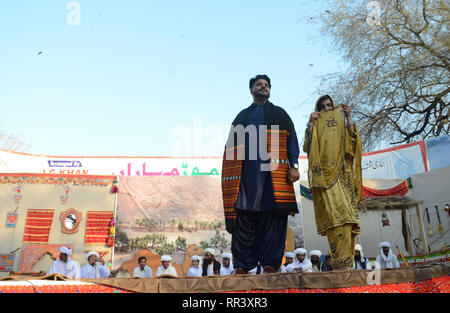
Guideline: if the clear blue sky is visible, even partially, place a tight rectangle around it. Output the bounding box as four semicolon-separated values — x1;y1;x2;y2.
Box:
0;0;343;156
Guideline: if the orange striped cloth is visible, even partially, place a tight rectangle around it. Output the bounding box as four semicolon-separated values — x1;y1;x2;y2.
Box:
221;128;299;233
85;211;114;246
221;144;245;232
23;209;55;244
267;129;298;207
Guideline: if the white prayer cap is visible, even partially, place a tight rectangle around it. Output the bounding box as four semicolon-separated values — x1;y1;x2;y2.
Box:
309;250;322;257
161;255;172;262
85;251;99;261
378;241;390;249
355;244;363;252
60;246;72;256
294;248;307;256
191;255;202;262
221;253;232;260
204;248;215;256
285;252;295;259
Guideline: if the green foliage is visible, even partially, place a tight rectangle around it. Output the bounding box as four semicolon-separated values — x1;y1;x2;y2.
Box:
200;230;230;250
114;226;129;250
175;236;187;250
155;242;176;255
126;233;168;251
209;230;230;248
199;240;210;250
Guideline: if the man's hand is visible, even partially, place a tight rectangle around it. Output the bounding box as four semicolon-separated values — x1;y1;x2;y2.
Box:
287;167;300;184
97;258;106;265
295;267;303;273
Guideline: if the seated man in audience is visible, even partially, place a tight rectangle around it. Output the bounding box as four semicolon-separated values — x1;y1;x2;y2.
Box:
354;244;370;270
280;252;295;273
186;255;202;277
202;248;221;276
286;248;313;273
310;250;322;272
132;256;153;278
80;251;111;278
375;241;400;269
49;246;80;279
321;255;333;272
156;255;178;277
220;252;234;275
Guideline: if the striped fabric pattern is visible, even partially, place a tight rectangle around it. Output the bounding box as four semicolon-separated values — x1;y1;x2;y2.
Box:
221;145;244;223
23;209;55;244
267;129;297;209
85;211;114;246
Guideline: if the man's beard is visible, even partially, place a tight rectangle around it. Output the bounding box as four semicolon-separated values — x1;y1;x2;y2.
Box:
311;259;319;265
204;258;212;265
254;90;270;99
355;255;361;262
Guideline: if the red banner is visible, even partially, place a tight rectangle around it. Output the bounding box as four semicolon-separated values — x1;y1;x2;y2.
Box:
85;211;114;246
23;209;55;244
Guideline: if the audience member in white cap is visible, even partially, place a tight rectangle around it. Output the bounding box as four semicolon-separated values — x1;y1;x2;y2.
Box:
156;255;178;277
202;248;221;276
286;248;313;273
49;246;80;279
309;250;322;272
80;251;111;278
375;242;400;269
186;255;202;277
280;252;295;273
354;244;370;270
132;256;153;278
220;253;234;275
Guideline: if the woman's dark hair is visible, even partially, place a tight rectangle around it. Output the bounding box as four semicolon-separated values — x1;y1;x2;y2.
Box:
316;95;333;111
138;256;147;263
249;74;271;89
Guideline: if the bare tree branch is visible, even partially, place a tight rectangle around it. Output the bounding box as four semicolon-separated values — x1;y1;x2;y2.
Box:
312;0;449;150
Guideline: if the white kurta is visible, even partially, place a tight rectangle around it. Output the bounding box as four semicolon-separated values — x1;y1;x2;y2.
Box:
286;259;313;273
375;254;400;269
248;265;264;275
49;259;81;279
186;266;202;277
220;264;234;275
155;265;177;277
206;263;215;276
354;257;370;270
132;265;153;278
80;263;111;278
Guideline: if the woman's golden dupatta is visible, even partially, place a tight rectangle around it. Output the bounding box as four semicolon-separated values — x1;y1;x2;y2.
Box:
307;105;346;189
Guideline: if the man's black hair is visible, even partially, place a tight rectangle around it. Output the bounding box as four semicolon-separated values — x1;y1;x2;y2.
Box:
249;74;271;89
138;256;147;262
